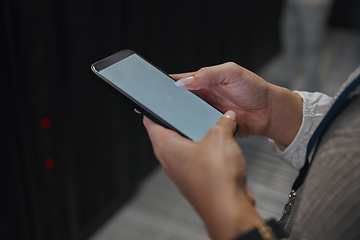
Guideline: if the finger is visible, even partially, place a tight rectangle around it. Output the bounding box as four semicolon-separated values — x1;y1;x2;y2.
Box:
175;63;234;90
143;116;177;146
218;110;238;136
204;110;237;140
170;72;196;80
143;116;191;162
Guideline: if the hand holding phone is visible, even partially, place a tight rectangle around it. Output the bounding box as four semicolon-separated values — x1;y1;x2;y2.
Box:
91;50;234;141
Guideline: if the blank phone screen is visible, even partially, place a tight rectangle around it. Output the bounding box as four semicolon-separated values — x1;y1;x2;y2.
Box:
97;54;223;141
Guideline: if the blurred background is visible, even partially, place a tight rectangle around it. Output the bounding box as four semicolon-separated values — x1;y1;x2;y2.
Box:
3;0;360;239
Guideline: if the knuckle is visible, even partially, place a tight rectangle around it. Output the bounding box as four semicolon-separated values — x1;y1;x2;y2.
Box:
198;66;211;76
153;146;163;160
209;125;224;135
224;61;238;69
152;131;178;160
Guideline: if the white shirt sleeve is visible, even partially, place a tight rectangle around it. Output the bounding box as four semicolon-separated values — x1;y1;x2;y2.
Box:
268;91;333;169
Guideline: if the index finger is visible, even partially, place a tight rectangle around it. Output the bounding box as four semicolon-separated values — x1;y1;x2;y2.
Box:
143;116;178;145
142;116;192;160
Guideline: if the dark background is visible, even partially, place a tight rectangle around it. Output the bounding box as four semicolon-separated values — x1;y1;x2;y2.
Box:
3;0;360;239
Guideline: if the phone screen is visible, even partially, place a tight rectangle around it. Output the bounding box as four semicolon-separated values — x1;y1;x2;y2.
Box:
95;53;223;142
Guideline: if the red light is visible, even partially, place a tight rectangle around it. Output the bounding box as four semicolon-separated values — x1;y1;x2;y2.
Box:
41;118;50;128
44;158;54;169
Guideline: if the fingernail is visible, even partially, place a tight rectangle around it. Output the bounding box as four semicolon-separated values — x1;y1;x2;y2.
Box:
174;76;194;87
224;110;236;121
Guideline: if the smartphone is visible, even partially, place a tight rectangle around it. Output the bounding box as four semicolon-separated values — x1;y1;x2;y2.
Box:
91;49;231;142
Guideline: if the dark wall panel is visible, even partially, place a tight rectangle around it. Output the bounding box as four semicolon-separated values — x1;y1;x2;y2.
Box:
4;0;286;239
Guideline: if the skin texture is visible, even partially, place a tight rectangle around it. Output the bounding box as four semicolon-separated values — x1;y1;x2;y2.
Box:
143;62;303;239
171;62;302;147
143;114;261;240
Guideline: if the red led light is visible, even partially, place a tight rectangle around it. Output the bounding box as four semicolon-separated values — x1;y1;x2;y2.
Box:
41;118;50;128
44;158;54;169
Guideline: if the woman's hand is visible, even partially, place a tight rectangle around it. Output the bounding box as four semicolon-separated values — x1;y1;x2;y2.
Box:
172;62;303;147
143;111;262;240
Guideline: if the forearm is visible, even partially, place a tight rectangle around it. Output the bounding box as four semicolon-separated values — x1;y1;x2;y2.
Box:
266;85;303;148
269;90;333;168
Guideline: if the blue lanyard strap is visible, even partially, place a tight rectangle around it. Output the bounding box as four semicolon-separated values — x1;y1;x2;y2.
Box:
292;74;360;191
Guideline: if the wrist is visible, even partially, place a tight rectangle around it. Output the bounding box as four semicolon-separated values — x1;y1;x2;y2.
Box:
202;190;262;240
266;85;303;147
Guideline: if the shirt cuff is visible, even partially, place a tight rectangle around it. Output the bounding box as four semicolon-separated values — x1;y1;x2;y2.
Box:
268;91;333;169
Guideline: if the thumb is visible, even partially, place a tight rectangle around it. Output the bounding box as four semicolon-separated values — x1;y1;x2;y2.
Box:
213;110;238;136
174;64;227;90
